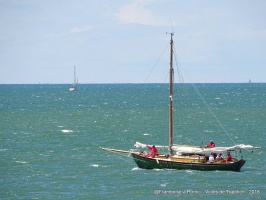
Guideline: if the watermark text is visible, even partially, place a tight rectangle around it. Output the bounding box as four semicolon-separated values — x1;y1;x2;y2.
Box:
154;189;260;195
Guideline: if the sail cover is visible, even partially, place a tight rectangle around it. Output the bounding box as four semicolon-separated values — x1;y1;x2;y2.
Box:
171;144;260;154
134;142;260;154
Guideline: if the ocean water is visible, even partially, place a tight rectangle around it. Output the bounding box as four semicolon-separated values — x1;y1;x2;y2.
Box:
0;83;265;200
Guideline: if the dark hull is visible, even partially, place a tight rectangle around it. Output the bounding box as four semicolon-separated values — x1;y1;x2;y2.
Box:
131;153;246;172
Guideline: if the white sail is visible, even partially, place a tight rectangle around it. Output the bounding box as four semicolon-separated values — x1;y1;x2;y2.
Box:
69;66;77;91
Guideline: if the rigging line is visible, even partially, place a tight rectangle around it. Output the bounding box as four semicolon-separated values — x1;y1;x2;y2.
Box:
163;72;169;83
143;41;169;83
172;43;189;138
122;41;170;109
190;83;236;145
170;26;185;92
109;41;170;112
173;43;189;106
171;42;236;146
173;44;185;86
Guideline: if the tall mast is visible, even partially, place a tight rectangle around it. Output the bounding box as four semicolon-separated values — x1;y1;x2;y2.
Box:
169;33;174;156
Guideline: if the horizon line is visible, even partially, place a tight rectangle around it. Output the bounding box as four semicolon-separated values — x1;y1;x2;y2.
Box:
0;82;265;85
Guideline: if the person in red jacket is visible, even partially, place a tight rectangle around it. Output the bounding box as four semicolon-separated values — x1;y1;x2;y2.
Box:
226;152;232;162
205;140;215;148
146;145;158;158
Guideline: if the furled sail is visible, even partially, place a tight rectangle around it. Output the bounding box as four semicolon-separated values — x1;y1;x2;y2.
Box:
134;142;168;149
134;142;260;155
171;144;260;155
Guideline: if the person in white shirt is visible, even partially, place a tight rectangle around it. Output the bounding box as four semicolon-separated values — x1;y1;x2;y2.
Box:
216;153;223;161
209;153;214;163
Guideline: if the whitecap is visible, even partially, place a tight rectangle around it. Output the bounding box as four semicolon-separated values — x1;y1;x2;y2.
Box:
15;161;28;164
131;167;141;171
154;168;164;171
160;184;167;187
143;133;151;136
61;129;73;133
90;164;99;167
204;130;214;133
0;149;8;152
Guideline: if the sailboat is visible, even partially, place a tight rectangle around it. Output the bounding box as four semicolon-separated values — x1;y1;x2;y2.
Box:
102;33;260;171
69;66;77;91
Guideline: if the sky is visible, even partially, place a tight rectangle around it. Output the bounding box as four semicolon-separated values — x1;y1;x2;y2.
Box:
0;0;265;84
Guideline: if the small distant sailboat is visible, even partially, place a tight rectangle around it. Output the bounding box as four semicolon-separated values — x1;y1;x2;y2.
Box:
69;66;77;91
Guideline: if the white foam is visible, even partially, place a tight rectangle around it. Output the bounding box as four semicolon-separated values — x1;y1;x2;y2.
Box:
143;133;151;136
131;167;141;171
15;161;28;164
154;168;164;171
61;129;73;133
0;149;8;152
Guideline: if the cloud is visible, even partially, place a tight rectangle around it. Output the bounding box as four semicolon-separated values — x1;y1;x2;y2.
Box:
48;25;92;38
70;25;92;33
114;0;169;26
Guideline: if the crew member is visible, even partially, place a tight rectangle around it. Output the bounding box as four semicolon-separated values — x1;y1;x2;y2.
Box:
216;153;223;161
146;145;158;158
209;153;214;163
226;152;232;162
205;140;215;148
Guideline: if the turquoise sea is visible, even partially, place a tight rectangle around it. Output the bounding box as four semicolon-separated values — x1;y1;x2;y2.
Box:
0;83;265;199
